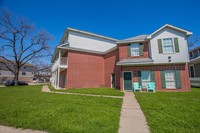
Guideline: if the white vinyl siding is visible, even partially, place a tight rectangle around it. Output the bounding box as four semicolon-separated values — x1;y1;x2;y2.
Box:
131;43;139;56
165;70;176;89
162;38;174;53
141;71;151;88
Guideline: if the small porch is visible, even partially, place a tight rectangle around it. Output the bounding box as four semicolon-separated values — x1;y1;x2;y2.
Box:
117;59;188;92
51;49;68;89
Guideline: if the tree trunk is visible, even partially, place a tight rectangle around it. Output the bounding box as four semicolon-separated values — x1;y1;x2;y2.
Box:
14;69;19;86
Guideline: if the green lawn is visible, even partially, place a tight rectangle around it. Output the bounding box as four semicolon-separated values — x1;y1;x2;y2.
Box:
135;88;200;133
0;85;122;132
48;84;124;96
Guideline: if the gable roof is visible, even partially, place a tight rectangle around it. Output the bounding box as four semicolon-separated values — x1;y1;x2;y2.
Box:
189;45;200;52
147;24;193;39
60;27;118;45
117;34;148;44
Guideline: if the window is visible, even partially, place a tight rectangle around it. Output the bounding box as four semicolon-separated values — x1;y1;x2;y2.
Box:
2;77;7;82
141;71;151;88
198;49;200;56
190;52;193;58
22;72;26;75
131;43;139;56
162;38;174;53
165;70;176;89
189;65;195;77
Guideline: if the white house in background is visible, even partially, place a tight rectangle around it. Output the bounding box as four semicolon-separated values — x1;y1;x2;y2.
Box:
0;59;35;84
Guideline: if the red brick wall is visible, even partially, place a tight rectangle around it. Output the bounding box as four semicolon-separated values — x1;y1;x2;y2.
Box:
119;42;149;60
120;64;190;92
66;50;104;88
104;50;120;89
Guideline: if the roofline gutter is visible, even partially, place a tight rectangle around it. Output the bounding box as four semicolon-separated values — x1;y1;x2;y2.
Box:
116;39;147;44
116;62;154;66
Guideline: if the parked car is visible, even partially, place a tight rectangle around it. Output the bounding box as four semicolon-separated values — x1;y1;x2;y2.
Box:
5;80;28;86
32;79;38;83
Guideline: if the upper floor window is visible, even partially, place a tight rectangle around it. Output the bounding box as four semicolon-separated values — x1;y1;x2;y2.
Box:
130;43;140;56
198;49;200;55
158;38;179;54
190;52;193;58
162;38;174;53
22;72;26;75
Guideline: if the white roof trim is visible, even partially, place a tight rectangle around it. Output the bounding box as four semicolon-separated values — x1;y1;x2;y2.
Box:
147;24;193;39
190;56;200;64
116;62;154;66
67;28;118;42
56;45;118;55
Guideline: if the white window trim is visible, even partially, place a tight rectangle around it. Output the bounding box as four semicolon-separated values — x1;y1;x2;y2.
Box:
162;37;175;54
189;64;196;77
130;43;140;56
164;70;176;89
122;71;133;91
141;71;151;88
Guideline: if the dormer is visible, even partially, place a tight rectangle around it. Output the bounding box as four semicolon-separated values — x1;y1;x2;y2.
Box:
147;24;192;64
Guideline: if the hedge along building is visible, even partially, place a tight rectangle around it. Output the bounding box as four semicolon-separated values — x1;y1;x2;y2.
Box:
51;24;192;92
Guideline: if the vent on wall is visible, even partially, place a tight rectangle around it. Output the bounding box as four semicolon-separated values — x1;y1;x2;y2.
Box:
168;56;171;62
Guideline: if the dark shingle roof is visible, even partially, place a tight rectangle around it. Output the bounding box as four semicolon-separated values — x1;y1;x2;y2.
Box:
117;34;148;44
117;58;154;65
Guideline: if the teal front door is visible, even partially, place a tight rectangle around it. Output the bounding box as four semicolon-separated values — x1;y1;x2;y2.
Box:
123;72;132;90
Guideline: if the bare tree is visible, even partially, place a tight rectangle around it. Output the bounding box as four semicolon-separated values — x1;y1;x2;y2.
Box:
0;9;52;85
188;35;200;48
32;59;52;82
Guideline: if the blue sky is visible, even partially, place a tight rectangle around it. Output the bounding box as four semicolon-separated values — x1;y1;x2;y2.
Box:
1;0;200;53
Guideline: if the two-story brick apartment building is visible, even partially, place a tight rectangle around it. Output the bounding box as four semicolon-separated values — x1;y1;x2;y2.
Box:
51;24;192;92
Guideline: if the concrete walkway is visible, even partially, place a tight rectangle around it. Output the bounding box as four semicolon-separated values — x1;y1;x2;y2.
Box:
42;85;51;92
42;85;123;99
0;125;47;133
118;92;150;133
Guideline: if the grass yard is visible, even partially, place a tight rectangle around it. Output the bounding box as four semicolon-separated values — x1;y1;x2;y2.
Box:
135;88;200;133
48;84;124;96
0;85;122;132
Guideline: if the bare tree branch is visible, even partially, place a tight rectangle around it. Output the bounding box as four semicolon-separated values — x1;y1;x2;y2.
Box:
188;35;200;48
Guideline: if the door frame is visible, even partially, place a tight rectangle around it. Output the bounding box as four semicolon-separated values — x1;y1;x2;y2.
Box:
122;71;133;91
110;73;116;88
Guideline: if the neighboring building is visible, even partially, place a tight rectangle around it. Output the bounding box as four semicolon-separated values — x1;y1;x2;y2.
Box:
51;24;192;92
189;46;200;77
189;46;200;87
0;59;34;84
